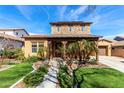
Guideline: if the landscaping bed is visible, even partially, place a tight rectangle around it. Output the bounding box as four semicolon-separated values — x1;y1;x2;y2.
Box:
12;61;49;88
79;63;108;68
23;64;48;88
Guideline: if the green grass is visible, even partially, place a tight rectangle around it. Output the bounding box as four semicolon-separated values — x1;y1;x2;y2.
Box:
0;63;33;88
75;68;124;88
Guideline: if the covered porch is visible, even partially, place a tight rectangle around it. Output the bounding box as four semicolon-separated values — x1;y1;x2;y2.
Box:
46;36;99;61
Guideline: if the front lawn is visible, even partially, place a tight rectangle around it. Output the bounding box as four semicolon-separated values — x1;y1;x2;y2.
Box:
0;63;33;88
75;68;124;88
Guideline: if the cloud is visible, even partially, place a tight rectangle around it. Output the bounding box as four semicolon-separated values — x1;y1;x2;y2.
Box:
58;5;88;21
68;5;88;20
15;5;32;20
59;5;68;21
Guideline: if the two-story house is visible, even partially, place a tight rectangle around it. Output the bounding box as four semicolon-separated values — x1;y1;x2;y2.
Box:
0;29;29;50
23;21;101;59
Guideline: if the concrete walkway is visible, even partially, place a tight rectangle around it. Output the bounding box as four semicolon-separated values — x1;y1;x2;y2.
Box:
99;56;124;73
36;59;59;88
0;65;15;72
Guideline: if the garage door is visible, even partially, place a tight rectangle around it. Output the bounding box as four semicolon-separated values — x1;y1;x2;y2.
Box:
98;46;107;56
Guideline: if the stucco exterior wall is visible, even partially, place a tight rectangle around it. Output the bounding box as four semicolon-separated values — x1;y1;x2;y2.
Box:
112;47;124;58
24;39;47;58
51;24;90;35
24;40;32;58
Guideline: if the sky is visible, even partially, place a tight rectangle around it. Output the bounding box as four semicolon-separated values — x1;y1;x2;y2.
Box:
0;5;124;38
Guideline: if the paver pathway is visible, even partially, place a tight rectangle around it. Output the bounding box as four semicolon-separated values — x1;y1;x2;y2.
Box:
99;56;124;73
36;58;59;88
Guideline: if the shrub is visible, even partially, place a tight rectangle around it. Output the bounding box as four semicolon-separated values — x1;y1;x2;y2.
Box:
0;48;25;62
24;56;39;63
89;58;97;65
14;48;25;62
58;66;73;88
2;49;15;59
23;65;48;87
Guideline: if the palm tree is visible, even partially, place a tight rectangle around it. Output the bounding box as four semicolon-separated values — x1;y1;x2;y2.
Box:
78;39;98;63
66;42;79;60
37;46;48;59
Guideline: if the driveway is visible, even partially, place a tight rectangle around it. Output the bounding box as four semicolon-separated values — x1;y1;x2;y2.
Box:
99;56;124;73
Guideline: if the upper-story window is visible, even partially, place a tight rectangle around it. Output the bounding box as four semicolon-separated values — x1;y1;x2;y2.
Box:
68;26;72;31
57;26;61;32
16;32;18;35
82;25;85;31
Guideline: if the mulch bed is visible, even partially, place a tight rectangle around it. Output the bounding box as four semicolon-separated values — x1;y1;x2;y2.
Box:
70;62;109;69
13;81;26;88
80;63;108;68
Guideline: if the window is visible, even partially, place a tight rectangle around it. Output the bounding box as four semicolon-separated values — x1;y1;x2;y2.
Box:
57;26;61;32
82;26;85;31
16;32;18;35
22;34;24;37
39;43;44;48
32;43;37;53
68;26;72;31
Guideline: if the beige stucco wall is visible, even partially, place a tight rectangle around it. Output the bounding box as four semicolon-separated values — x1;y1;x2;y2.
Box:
51;24;90;35
112;47;124;57
24;39;47;58
98;40;112;56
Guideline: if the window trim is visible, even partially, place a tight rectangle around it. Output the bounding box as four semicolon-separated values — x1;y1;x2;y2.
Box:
32;42;38;53
31;42;44;53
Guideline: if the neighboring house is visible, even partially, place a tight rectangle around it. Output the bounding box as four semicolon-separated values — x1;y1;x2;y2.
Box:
112;41;124;57
0;29;29;50
98;36;124;58
23;21;101;59
114;36;124;41
0;29;29;38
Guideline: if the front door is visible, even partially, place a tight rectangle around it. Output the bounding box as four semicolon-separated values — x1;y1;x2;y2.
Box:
54;41;62;57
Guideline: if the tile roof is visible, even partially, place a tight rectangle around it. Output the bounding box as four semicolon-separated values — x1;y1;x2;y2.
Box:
50;21;92;25
23;34;102;39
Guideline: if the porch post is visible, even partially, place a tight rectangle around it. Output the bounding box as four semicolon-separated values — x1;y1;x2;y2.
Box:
108;44;112;56
48;40;51;59
44;40;48;58
62;41;67;60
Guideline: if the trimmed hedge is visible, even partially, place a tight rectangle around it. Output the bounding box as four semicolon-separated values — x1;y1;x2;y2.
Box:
23;65;48;87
